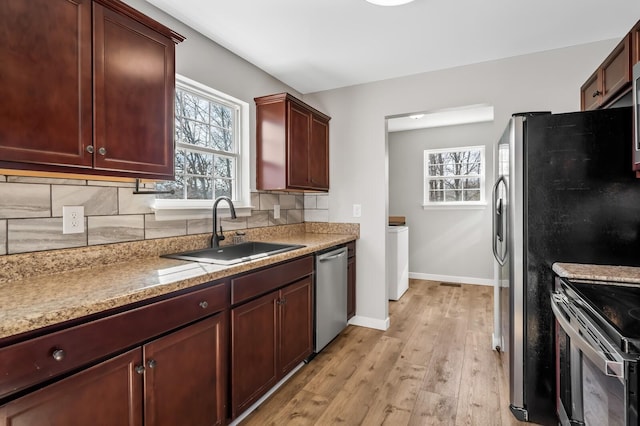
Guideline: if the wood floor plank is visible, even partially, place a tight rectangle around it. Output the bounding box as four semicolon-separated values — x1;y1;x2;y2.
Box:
408;390;457;425
421;317;467;398
455;331;501;426
360;360;427;425
240;280;542;426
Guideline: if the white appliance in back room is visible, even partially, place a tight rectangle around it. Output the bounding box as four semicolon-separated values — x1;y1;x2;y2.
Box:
387;225;409;300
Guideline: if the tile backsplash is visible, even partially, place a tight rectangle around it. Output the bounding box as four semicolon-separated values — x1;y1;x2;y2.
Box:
0;175;330;255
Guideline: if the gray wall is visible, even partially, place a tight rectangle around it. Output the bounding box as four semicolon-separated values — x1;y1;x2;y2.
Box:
305;39;618;329
388;122;495;284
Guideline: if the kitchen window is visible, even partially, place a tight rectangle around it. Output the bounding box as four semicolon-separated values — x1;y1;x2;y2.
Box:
153;75;250;219
423;145;485;207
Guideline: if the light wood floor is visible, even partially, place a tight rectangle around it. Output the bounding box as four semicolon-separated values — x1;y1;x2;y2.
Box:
241;279;532;426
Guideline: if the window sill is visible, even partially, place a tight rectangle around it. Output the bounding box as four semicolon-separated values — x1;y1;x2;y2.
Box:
422;202;487;210
152;200;253;221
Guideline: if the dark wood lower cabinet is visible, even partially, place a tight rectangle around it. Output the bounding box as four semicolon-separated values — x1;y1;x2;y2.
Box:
231;276;313;419
347;241;356;319
0;314;226;426
144;314;227;426
0;348;143;426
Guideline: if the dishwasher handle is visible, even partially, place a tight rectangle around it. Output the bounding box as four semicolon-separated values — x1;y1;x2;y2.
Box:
318;247;347;262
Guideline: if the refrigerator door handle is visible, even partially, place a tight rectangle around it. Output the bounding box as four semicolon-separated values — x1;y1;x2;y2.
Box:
492;176;507;266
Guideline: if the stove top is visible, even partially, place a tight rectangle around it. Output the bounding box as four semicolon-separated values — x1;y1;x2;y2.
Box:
566;279;640;354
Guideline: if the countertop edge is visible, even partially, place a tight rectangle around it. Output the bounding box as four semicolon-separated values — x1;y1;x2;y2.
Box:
0;233;357;341
552;262;640;285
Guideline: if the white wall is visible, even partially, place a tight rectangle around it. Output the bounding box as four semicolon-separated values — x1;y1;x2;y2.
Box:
389;122;495;285
305;40;617;329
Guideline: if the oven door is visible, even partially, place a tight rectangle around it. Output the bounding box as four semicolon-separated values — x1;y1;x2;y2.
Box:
551;293;637;426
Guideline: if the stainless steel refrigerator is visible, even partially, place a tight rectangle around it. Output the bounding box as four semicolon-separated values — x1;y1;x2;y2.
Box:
492;107;640;425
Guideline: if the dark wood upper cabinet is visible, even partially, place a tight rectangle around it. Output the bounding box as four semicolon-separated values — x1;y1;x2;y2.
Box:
255;93;330;192
0;0;93;169
633;21;640;65
0;0;184;180
580;24;638;110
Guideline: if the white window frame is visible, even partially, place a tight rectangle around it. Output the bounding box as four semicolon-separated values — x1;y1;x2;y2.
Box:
423;145;486;209
153;75;251;220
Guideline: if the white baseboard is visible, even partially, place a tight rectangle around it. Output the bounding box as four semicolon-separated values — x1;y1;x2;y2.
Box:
348;315;390;331
409;272;494;287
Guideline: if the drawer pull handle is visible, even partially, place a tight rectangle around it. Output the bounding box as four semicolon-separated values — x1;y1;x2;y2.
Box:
592;90;602;98
135;365;145;375
52;349;65;361
147;359;157;369
199;301;209;309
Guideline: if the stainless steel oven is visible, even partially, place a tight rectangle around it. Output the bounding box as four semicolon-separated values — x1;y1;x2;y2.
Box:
551;278;639;426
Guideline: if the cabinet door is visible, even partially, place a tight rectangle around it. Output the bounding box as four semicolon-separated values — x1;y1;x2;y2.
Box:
287;102;312;188
601;34;631;104
93;2;175;179
580;70;601;111
0;349;143;426
231;292;278;419
310;116;330;190
279;277;313;376
0;0;92;168
144;314;227;426
632;21;640;65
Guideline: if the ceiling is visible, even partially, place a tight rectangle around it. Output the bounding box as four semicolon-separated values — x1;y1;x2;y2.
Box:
145;0;640;94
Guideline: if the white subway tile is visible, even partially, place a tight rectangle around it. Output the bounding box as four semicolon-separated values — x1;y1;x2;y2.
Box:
8;218;86;254
52;185;117;216
0;183;50;219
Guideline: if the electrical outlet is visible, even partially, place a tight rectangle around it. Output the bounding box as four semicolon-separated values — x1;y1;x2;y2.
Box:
273;204;280;219
63;206;85;234
353;204;362;218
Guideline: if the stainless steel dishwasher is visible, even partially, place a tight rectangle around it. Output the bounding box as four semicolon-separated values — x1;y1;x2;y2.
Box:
314;245;348;353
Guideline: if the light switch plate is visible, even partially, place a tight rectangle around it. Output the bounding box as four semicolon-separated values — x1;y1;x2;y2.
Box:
63;206;85;234
353;204;362;218
273;204;280;219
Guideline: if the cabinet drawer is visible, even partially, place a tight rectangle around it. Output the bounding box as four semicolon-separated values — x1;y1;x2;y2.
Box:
231;256;313;305
0;281;228;400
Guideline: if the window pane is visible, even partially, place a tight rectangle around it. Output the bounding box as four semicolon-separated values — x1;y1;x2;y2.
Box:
214;179;232;198
178;119;209;147
175;149;186;175
156;177;185;200
445;189;462;201
185;151;213;176
214;156;235;178
209;126;234;152
464;178;480;189
186;176;213;199
176;91;208;121
210;104;233;130
464;190;481;201
429;190;444;202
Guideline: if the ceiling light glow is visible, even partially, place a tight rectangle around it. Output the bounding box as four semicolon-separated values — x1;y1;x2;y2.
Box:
365;0;415;6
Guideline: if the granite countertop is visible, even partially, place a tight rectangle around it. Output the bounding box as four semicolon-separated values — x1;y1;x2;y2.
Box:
553;262;640;285
0;229;357;341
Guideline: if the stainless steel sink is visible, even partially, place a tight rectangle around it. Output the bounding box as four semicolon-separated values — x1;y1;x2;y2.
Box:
161;241;305;265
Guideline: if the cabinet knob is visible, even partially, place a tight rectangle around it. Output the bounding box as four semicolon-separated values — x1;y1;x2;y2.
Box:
98;147;107;156
147;359;157;369
592;90;602;98
86;146;94;154
199;301;209;309
135;365;145;375
52;349;65;361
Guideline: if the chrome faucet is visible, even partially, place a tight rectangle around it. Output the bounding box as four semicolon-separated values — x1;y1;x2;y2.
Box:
211;196;237;248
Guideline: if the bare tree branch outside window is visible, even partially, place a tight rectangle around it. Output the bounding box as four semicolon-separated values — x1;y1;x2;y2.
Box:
157;86;238;200
424;146;484;204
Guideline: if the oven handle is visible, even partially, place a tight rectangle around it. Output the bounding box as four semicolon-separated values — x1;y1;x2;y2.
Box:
551;294;624;379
